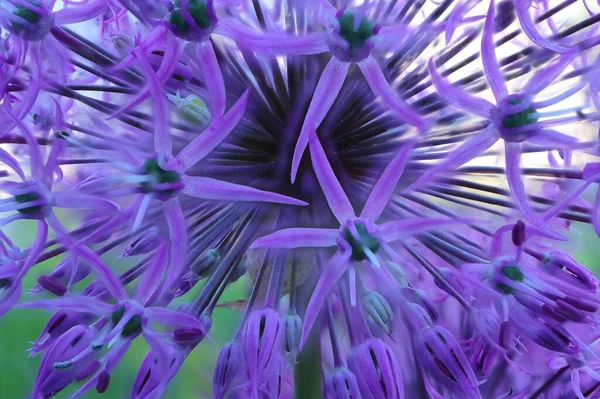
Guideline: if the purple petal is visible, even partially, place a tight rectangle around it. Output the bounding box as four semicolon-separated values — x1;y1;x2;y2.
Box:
217;20;329;56
308;133;355;223
53;192;121;212
584;162;600;181
134;238;168;306
0;280;21;317
137;51;171;160
481;0;509;102
250;228;338;249
17;296;114;315
42;131;67;186
291;57;350;183
176;90;250;171
23;44;42;108
405;125;499;192
22;220;48;272
162;197;187;291
54;0;107;24
0;147;25;180
182;175;308;206
142;330;171;377
444;1;473;44
146;307;206;330
195;40;226;118
2;100;42;179
46;212;127;300
300;252;350;349
529;129;578;148
515;0;571;53
379;218;473;243
593;187;600;237
427;59;494;119
360;141;414;221
524;53;577;95
108;33;178;121
107;28;166;74
504;142;545;227
358;55;429;131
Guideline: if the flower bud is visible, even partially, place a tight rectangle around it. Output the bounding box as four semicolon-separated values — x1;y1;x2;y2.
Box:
327;368;361;399
283;312;302;365
229;256;249;284
242;308;282;397
418;326;480;397
385;261;408;287
29;311;94;356
37;275;67;296
33;326;96;398
121;227;161;257
347;338;404;399
190;249;220;278
402;287;439;322
75;360;101;382
167;91;211;124
213;341;243;399
132;350;175;399
110;33;134;55
542;250;596;291
362;290;394;337
532;322;580;355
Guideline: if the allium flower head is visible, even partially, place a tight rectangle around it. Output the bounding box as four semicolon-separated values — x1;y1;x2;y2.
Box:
0;0;600;398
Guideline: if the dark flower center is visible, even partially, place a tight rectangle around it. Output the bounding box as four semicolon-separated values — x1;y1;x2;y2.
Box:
496;265;524;294
502;98;538;129
337;12;375;51
342;221;380;262
168;0;213;39
140;158;181;199
111;306;143;338
10;0;53;41
14;189;44;215
14;1;42;23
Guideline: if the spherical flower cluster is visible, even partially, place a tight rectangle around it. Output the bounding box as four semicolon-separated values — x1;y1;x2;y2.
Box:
0;0;600;398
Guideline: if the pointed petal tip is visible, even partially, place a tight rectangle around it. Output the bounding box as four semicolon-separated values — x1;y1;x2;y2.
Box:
288;198;309;206
290;154;301;184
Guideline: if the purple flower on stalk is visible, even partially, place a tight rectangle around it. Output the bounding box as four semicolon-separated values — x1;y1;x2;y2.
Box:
110;0;257;122
0;0;107;124
71;45;307;298
212;340;243;399
19;237;208;398
251;133;468;347
32;324;97;398
226;0;430;181
514;0;576;53
326;367;361;399
405;0;581;228
417;326;481;399
347;337;404;399
1;0;600;397
0;110;120;315
242;308;282;399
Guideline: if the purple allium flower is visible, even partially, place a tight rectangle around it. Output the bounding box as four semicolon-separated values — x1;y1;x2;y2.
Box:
1;0;600;398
